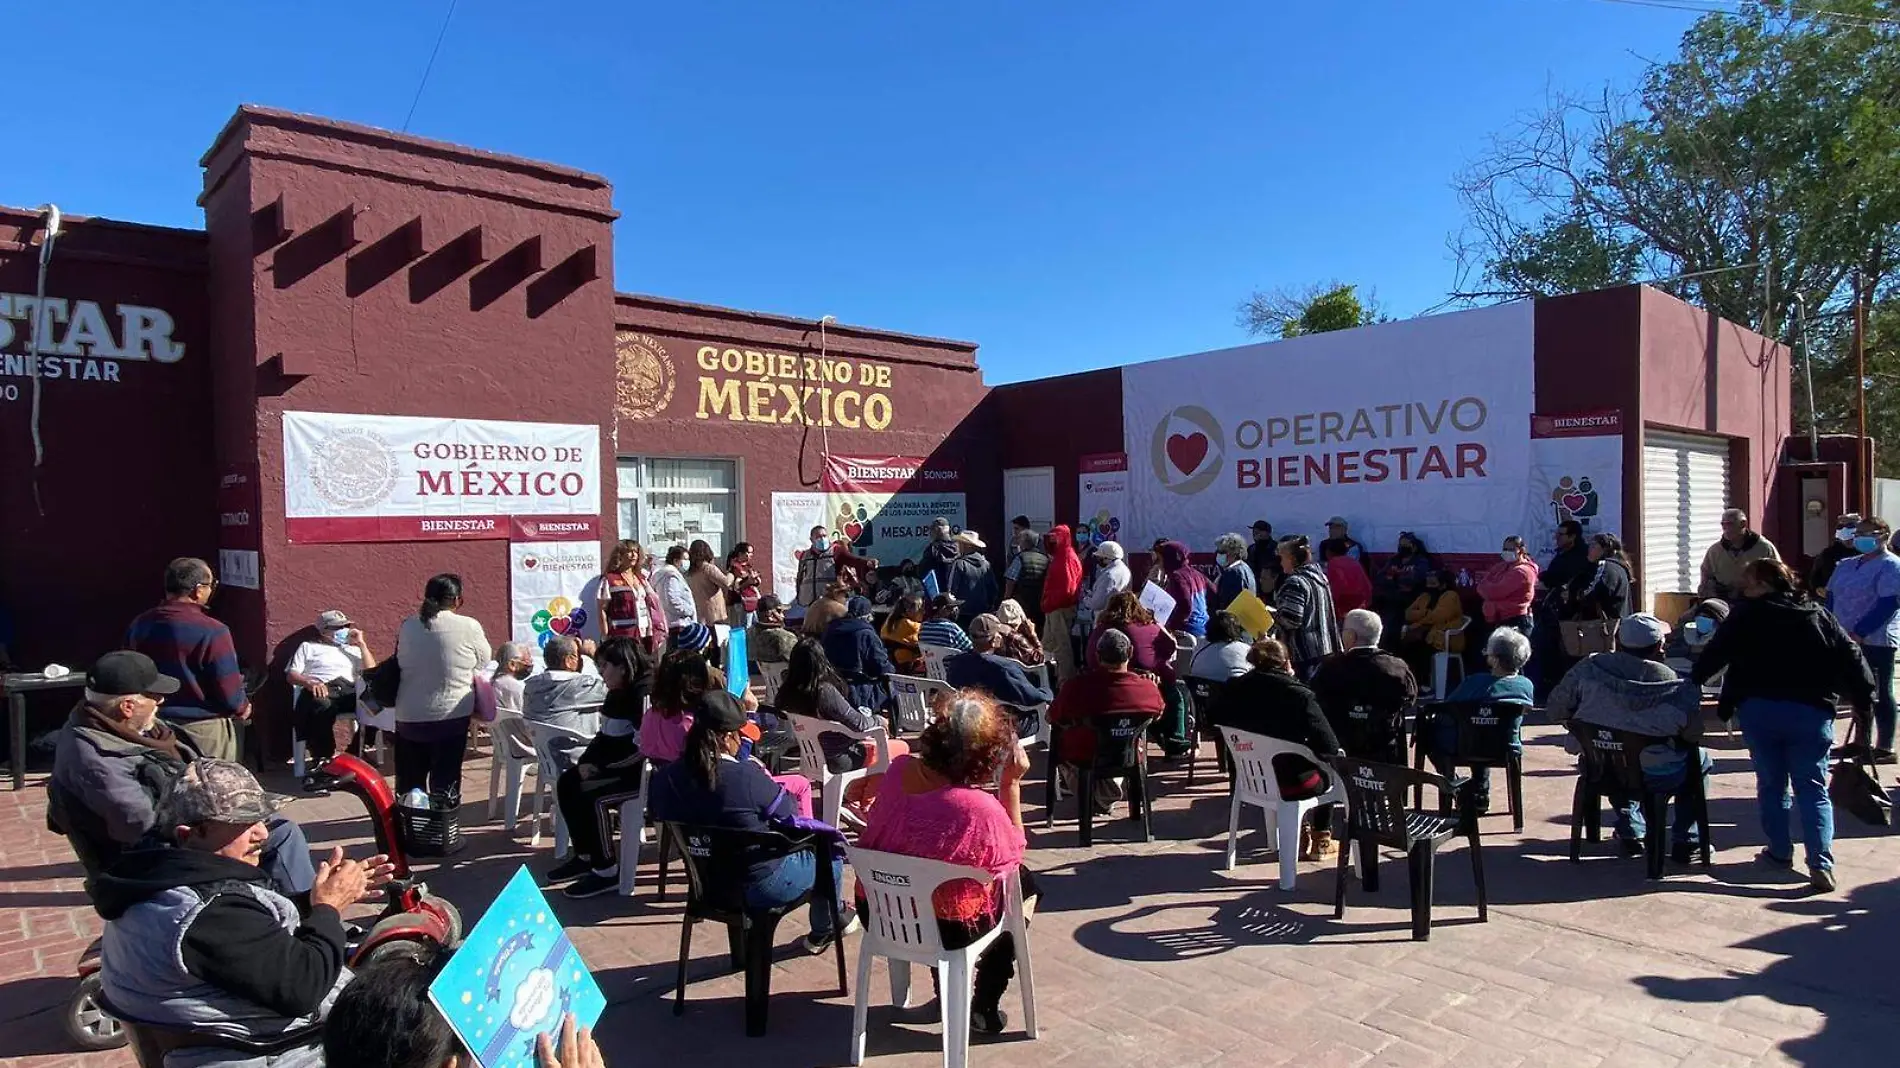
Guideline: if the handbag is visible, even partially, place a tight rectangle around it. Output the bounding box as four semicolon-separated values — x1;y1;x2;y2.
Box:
1829;720;1892;827
363;656;401;709
1559;619;1617;657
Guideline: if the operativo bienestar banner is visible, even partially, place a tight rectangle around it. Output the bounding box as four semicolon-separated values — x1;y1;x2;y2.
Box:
1120;302;1535;555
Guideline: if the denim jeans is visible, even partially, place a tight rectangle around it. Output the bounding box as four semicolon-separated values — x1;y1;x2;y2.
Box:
1736;698;1835;872
1861;644;1897;750
1611;745;1712;846
745;849;845;936
262;815;317;897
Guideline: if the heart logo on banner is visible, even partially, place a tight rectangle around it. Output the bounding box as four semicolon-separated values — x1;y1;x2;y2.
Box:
1562;492;1587;512
1166;433;1210;476
523;556;539;570
549;615;570;635
844;521;864;541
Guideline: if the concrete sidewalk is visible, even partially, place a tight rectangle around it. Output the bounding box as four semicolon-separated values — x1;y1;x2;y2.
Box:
4;721;1895;1068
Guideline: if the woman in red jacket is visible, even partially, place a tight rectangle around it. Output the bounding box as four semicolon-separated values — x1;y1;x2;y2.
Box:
1321;540;1372;622
1477;535;1539;641
1040;524;1085;683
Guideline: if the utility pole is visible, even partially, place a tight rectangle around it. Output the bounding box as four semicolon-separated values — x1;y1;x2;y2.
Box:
1855;270;1870;512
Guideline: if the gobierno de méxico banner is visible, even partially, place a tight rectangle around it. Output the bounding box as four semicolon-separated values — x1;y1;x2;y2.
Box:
282;411;600;544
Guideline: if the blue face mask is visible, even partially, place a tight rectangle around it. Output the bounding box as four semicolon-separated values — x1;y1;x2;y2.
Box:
812;537;830;552
332;628;352;645
1855;535;1882;554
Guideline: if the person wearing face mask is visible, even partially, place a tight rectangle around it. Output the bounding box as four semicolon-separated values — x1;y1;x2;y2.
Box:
1477;536;1540;643
1693;560;1874;891
1698;508;1782;602
1576;533;1634;621
489;641;534;717
1808;513;1862;605
795;526;878;615
1400;570;1465;683
1825;517;1900;763
284;609;379;794
1211;533;1256;612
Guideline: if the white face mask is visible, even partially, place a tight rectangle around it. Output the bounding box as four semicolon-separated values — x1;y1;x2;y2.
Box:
1837;527;1858;544
1500;550;1517;562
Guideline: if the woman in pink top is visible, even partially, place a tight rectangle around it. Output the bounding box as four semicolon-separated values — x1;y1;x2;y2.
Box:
641;642;813;817
857;690;1037;1036
1477;535;1540;641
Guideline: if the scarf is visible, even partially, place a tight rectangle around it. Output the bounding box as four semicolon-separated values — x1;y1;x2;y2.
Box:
1043;524;1084;614
76;701;185;762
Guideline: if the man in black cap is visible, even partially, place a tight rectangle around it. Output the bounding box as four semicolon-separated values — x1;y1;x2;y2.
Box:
91;759;391;1066
49;651;319;896
1247;520;1283;596
1811;512;1864;605
918;592;973;652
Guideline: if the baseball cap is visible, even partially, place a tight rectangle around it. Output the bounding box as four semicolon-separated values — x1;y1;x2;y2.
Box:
315;609;353;631
1618;613;1671;649
968;613;1003;642
697;690;750;733
1095;540;1125;561
1326;516;1349;528
157;759;280;828
1250;520;1272;532
87;651;181;697
930;592;963;613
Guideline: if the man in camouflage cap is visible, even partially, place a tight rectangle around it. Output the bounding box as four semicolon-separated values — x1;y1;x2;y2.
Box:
91;759;391;1065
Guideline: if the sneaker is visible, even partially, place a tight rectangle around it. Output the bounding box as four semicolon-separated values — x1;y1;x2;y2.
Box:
970;1006;1008;1035
1872;750;1897;766
545;856;594;885
301;773;334;796
802;909;861;954
562;872;620;900
1671;840;1696;865
1809;866;1837;894
1756;848;1795;870
1617;838;1646;858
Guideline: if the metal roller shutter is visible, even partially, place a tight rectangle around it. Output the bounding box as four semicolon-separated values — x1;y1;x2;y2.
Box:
1641;430;1731;610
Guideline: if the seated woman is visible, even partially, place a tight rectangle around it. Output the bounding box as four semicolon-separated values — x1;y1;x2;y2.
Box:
549;637;657;899
1086;590;1188;756
821;596;895;713
1187;610;1253;682
776;639;910;806
881;594;927;674
1423;627;1536;816
648;691;856;955
1208;638;1343;861
857;690;1038;1035
641;624;813;819
1400;569;1465;683
993;599;1046;668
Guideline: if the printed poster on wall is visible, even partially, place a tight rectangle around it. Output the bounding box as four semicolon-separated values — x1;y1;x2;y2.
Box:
1119;302;1536;554
283;411;601;544
510;540;602;660
1076;453;1128;549
1526;410;1624;562
770;454;967;605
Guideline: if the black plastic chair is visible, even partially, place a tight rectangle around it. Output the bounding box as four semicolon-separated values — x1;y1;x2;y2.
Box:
663;822;848;1037
1331;756;1488;942
1412;700;1531;831
1567;723;1714;879
1181;678;1231;787
1044;713;1157;846
1334;699;1411;766
96;989;321;1068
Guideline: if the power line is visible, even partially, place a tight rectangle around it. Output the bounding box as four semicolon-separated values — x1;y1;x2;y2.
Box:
1565;0;1900;29
402;0;460;132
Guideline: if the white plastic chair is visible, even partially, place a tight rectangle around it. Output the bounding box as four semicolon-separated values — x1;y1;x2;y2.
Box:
288;684;309;779
487;714;539;831
755;660;789;704
787;713;891;830
1221;727;1350;890
889;673;954;734
524;720;595;855
1432;616;1472;700
919;643;958;682
847;846;1037;1068
1025;662;1053;695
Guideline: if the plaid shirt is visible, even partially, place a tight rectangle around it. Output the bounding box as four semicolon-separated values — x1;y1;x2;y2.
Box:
126;601;246;718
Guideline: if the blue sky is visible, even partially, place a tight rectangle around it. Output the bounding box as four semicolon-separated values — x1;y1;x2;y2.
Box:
6;1;1699;382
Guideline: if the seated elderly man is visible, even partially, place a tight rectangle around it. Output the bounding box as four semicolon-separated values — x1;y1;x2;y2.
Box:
1423;627;1537;814
946;614;1056;739
1309;608;1417;762
48;652;316;899
522;634;606;777
1549;613;1712;860
750;595;799;664
93;759;389;1067
1048;629;1165;814
283;609;379;795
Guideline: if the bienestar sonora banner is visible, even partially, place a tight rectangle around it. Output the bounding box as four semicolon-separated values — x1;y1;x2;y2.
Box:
1120;302;1535;554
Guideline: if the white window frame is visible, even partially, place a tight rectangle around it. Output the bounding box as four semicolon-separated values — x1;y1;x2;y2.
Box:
615;456;744;555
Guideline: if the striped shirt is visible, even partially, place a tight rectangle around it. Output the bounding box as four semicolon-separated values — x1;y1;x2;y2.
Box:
918;619;974;652
126;601;246;719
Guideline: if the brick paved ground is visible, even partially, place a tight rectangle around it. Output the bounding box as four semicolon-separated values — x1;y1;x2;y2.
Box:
5;720;1896;1068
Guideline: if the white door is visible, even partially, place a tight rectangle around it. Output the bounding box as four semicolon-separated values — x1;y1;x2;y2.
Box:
1003;467;1056;533
1641;430;1731;609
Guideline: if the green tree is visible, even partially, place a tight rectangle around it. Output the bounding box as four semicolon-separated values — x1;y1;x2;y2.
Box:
1452;0;1899;333
1238;281;1384;339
